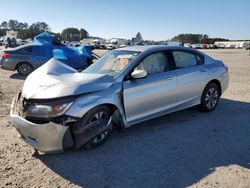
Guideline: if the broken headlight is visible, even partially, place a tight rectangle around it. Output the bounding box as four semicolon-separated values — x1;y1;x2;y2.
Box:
25;99;73;119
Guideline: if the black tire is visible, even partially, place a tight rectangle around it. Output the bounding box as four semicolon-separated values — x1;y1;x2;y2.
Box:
74;105;112;150
200;83;220;112
16;62;33;76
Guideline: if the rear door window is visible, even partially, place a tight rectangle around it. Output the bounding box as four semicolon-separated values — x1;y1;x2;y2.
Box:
172;51;198;68
21;46;44;56
22;47;32;54
31;46;43;56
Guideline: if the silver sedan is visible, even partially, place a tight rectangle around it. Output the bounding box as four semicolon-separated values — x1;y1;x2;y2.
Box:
10;46;229;153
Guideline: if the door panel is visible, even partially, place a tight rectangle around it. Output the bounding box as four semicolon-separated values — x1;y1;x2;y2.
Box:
171;50;208;107
30;46;50;68
175;64;208;106
123;71;177;123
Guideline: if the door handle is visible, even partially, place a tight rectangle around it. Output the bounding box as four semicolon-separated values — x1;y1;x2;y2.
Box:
200;68;208;72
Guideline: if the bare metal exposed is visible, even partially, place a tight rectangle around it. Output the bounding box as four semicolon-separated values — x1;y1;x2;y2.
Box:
10;46;229;153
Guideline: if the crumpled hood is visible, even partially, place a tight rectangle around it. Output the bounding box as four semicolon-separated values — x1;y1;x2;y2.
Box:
22;58;114;99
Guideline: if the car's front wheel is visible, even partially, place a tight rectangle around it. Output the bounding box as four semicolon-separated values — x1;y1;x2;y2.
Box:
200;83;220;112
73;105;112;150
16;62;33;76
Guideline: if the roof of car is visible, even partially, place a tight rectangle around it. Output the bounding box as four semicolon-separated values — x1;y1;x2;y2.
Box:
4;44;42;52
116;45;192;52
115;45;206;56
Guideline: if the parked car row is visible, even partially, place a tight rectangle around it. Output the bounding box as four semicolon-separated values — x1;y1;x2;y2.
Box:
185;44;219;49
244;44;250;50
184;43;250;49
10;45;229;153
61;38;128;50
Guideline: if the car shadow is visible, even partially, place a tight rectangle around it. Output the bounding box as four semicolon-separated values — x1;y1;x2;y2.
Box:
9;73;26;80
36;98;250;187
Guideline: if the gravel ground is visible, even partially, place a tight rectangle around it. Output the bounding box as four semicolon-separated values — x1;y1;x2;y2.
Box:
0;49;250;188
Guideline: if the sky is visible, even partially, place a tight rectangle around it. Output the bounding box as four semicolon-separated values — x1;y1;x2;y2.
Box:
0;0;249;40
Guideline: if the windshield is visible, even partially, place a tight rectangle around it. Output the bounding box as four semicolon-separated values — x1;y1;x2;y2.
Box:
83;50;140;77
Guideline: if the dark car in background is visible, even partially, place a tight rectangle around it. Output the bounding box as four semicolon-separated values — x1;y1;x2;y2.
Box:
0;32;96;75
0;44;51;75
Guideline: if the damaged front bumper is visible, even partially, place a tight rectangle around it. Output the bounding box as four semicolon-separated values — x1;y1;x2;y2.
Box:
10;95;74;153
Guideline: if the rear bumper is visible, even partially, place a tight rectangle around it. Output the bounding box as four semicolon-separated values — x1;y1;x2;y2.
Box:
10;96;73;153
0;59;16;71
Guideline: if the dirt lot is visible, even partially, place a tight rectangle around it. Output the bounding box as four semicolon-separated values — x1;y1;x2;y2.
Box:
0;49;250;188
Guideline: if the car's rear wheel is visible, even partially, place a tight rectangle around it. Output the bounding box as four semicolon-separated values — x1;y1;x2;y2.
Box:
73;105;112;150
16;62;33;76
200;83;220;112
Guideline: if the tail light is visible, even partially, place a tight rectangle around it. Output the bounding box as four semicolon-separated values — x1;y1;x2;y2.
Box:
1;52;10;58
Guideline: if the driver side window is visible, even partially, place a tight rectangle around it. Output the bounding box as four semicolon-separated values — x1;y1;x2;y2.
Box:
136;52;170;75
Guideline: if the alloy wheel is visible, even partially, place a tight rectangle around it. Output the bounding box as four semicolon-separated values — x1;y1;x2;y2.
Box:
18;64;32;75
89;111;109;144
205;87;219;109
89;111;106;123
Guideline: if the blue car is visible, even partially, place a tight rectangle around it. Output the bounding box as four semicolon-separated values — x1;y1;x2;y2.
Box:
0;32;96;75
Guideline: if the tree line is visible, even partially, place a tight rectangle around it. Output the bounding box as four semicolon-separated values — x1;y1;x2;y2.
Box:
171;33;229;44
0;20;89;41
1;20;229;44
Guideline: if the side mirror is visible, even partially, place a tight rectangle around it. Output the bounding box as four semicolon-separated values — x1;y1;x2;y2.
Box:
131;70;147;79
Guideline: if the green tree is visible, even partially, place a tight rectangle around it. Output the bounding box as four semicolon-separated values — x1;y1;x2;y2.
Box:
0;20;51;39
8;20;19;30
172;33;229;44
200;34;209;43
0;21;8;29
0;29;6;37
17;22;29;30
61;27;80;41
17;29;30;39
29;22;50;32
79;28;89;39
28;22;50;39
172;33;205;44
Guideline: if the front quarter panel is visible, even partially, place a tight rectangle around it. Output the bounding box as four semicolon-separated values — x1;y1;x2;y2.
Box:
65;83;125;123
